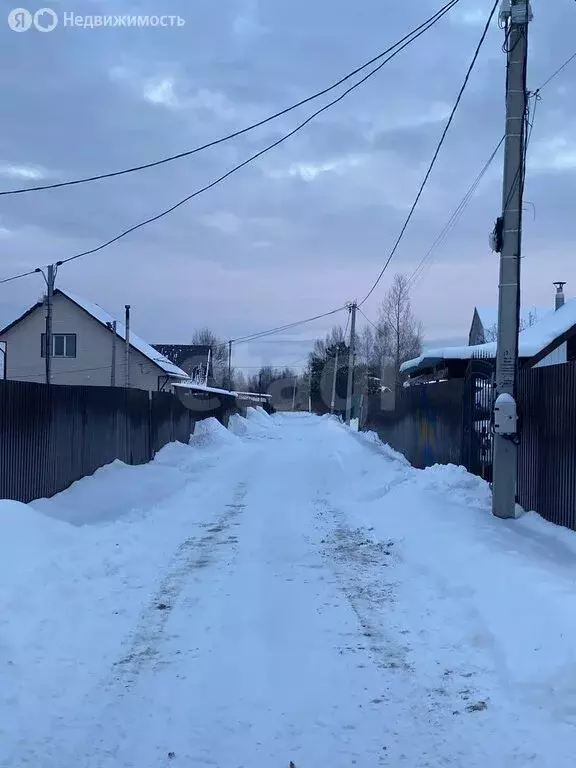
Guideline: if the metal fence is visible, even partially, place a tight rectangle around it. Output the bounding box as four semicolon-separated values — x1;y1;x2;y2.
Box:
0;381;201;503
365;362;576;531
364;379;465;469
517;363;576;530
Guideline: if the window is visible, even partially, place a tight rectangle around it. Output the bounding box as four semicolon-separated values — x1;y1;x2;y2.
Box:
41;333;77;358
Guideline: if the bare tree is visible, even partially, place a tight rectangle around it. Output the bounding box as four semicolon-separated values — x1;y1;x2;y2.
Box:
483;308;539;343
358;325;375;367
312;325;346;361
191;327;228;384
378;273;423;377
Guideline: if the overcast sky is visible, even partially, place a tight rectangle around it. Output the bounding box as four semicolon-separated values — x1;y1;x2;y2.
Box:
0;0;574;371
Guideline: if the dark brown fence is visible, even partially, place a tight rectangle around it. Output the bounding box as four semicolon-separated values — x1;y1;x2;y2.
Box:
364;379;465;469
517;363;576;530
0;380;222;504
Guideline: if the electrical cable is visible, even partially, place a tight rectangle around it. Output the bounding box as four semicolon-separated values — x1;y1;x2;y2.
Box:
232;306;347;345
58;3;459;268
358;0;500;307
0;267;40;285
0;0;460;198
535;51;576;93
408;135;505;288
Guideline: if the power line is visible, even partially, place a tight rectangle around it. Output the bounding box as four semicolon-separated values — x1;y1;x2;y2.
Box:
0;1;460;198
535;51;576;93
57;3;458;269
0;267;40;285
358;0;500;307
232;306;347;345
408;135;505;288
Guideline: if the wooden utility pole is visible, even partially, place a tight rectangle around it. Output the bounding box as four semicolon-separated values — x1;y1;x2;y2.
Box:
492;0;531;519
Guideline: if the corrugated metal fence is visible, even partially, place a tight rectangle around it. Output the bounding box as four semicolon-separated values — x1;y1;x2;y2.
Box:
365;363;576;531
517;363;576;530
364;380;465;469
0;381;202;503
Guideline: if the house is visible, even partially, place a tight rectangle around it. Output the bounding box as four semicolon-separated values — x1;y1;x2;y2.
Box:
0;288;189;391
402;284;576;381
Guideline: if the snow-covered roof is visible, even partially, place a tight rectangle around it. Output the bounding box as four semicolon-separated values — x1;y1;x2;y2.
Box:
60;289;189;379
474;305;549;333
402;298;576;374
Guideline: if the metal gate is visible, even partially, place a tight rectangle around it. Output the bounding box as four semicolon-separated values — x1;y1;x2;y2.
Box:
462;359;495;482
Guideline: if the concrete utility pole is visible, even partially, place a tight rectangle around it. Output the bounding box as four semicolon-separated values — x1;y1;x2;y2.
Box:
330;347;340;415
492;0;531;519
44;264;55;385
345;301;357;425
110;321;117;387
292;377;297;411
124;305;131;389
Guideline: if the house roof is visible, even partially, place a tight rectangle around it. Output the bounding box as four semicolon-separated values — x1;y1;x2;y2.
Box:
403;298;576;375
474;305;549;334
0;288;189;379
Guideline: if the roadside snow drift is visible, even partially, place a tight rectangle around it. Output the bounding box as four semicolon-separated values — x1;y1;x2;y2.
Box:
1;412;576;767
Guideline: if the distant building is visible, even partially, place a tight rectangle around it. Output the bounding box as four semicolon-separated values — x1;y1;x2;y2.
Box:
0;288;189;391
402;284;574;380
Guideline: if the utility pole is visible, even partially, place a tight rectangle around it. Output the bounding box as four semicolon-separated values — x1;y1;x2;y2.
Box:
308;370;312;413
44;264;55;386
330;347;339;415
228;340;233;391
124;305;131;389
292;377;297;411
205;348;212;386
345;301;357;425
492;0;531;520
109;321;117;387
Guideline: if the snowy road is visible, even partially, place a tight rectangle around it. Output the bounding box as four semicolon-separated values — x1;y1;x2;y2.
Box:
3;409;576;766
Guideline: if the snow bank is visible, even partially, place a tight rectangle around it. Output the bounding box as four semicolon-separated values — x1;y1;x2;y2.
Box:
32;419;241;526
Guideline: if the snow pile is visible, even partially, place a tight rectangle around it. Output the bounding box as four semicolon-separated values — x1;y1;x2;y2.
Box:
189;416;240;452
414;462;492;509
229;408;278;439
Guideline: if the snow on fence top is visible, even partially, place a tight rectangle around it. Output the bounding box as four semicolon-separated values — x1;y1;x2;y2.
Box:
402;298;576;374
61;289;189;379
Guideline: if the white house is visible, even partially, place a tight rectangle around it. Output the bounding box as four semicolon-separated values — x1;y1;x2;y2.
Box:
0;288;189;391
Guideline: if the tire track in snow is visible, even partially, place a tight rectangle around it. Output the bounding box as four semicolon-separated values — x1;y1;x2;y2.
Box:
314;498;411;675
313;497;501;764
112;482;248;687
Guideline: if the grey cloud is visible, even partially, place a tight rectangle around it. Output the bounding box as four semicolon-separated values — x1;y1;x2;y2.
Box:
0;0;574;349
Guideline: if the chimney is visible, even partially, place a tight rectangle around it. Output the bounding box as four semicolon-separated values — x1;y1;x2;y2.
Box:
553;282;566;311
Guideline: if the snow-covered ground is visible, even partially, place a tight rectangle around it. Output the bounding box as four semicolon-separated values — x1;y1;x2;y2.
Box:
2;409;576;766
